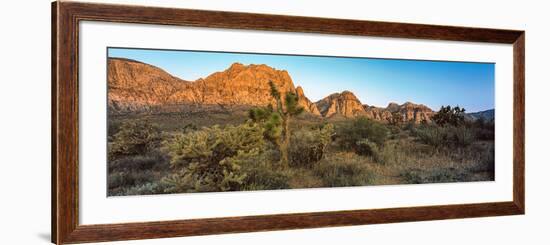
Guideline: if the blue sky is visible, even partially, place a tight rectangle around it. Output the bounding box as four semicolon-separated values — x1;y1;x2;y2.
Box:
108;47;495;112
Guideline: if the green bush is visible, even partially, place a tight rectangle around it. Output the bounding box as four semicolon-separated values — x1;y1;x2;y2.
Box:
450;126;475;147
289;124;334;168
338;117;388;152
108;120;161;160
355;138;380;161
163;123;266;193
241;165;291;190
414;126;447;146
432;105;466;126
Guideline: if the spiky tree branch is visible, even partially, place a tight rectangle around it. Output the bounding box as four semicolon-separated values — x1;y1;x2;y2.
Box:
250;80;304;168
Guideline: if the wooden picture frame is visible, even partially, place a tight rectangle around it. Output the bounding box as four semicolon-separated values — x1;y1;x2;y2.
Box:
52;1;525;244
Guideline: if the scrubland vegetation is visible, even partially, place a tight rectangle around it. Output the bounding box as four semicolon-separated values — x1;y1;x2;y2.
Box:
108;97;494;196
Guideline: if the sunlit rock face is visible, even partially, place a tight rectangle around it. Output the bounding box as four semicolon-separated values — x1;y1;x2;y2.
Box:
108;58;434;123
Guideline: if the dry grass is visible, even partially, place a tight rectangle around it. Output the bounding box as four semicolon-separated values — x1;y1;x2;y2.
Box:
374;137;494;184
108;114;495;196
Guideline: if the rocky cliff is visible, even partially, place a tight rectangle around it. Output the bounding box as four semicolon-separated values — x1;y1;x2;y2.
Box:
363;102;434;123
295;86;321;116
108;58;196;112
314;90;434;122
108;58;319;115
315;91;366;118
108;58;435;123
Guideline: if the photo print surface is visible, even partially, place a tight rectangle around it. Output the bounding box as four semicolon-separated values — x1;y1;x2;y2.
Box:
107;47;495;196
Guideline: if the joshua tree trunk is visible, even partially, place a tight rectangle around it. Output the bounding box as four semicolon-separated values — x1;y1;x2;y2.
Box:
280;116;290;168
263;80;303;169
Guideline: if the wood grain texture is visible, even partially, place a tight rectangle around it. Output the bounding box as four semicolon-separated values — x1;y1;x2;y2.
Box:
61;1;524;43
513;33;525;213
51;1;58;243
64;202;521;244
53;1;80;244
52;1;525;244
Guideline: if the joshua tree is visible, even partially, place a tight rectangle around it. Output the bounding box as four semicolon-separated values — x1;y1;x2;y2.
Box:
248;80;304;168
432;105;466;126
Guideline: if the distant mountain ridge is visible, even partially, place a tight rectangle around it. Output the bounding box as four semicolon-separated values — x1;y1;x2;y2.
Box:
466;109;495;122
314;91;434;123
315;91;366;118
107;58;489;123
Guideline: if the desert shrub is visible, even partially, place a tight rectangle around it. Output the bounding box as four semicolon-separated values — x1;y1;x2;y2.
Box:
450;126;475;147
355;138;380;160
403;121;416;131
108;120;122;141
181;123;198;133
108;120;161;160
414;125;475;147
241;166;291;190
414;125;447;146
475;128;495;141
314;154;375;187
374;138;433;166
117;182;171;196
472;118;495;141
163;123;266;193
108;170;156;190
289;123;334;168
400;170;423;184
388;125;409;140
108;172;127;190
228;145;290;191
470;143;495;174
401;168;468;184
108;152;169;173
338;117;388;152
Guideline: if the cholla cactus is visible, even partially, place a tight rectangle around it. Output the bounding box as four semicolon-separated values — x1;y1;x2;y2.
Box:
163;123;265;192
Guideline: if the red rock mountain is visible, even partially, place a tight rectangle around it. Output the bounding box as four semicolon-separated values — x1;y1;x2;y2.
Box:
108;58;195;112
108;58;434;122
108;58;319;115
295;86;321;116
314;91;434;122
364;102;434;123
315;91;366;118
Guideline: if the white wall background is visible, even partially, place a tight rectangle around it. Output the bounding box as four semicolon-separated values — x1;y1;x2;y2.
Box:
0;0;548;244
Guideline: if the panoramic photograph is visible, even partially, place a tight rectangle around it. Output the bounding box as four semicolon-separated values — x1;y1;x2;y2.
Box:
106;47;495;196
